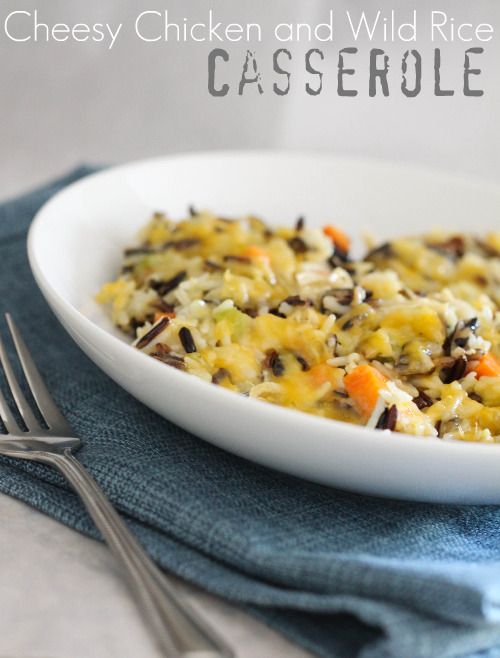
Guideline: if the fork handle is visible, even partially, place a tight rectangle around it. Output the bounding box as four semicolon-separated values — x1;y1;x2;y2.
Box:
43;449;233;658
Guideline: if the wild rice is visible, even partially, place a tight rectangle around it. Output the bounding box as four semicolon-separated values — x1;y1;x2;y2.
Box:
135;317;169;349
97;210;500;443
150;271;187;297
179;327;197;353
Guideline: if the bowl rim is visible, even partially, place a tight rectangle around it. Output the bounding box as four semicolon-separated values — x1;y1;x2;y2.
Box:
27;149;500;457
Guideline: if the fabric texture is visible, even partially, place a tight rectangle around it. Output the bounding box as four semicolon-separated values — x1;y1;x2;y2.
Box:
2;168;500;658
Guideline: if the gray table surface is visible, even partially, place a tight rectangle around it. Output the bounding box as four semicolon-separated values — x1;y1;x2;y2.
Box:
0;494;312;658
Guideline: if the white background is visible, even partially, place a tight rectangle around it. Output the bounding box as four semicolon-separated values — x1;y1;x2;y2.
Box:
1;0;499;200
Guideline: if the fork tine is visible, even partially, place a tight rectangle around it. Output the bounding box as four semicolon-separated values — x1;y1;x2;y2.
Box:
0;385;22;434
5;314;74;436
0;331;41;432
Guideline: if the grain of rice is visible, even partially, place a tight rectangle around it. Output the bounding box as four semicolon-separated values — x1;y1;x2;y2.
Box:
179;327;197;353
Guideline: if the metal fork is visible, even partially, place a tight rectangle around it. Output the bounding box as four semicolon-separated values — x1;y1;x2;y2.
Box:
0;313;233;658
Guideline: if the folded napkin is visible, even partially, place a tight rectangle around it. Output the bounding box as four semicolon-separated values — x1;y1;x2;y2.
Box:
3;169;500;658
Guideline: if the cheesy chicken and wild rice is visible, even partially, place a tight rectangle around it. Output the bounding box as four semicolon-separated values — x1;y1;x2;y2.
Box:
97;209;500;442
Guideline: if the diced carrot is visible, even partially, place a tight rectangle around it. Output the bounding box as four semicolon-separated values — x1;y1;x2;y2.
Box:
323;225;351;253
241;245;269;261
344;364;387;417
154;311;176;322
472;352;500;378
309;363;338;387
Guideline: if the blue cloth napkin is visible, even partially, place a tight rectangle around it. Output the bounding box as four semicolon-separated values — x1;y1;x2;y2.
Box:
2;168;500;658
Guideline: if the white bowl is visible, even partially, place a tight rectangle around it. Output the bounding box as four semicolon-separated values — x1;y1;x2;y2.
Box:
28;151;500;504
